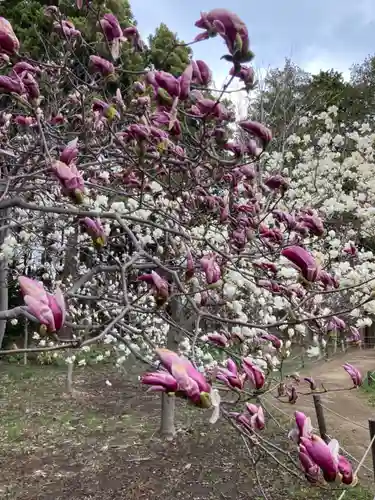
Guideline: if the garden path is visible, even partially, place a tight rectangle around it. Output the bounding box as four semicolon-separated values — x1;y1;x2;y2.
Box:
263;350;375;483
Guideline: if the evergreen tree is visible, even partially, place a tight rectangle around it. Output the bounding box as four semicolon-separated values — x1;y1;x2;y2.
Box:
148;23;191;76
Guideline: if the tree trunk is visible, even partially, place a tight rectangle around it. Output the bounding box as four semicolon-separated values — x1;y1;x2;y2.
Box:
159;297;183;440
66;358;74;394
23;321;28;365
159;392;176;440
0;209;9;348
61;229;79;394
0;260;8;348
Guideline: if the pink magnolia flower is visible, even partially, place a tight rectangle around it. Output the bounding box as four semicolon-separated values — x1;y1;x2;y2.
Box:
200;254;221;285
99;14;125;58
152;70;181;99
260;333;282;349
206;332;229;347
0;17;20;55
135;95;150;107
216;359;246;389
245;403;265;430
179;63;193;100
242;358;265;390
253;261;278;274
223;141;245;157
156;348;211;394
123;26;144;51
119;123;150;142
281;246;321;282
288;411;313;443
343;243;357;257
149;348;213;409
53;20;81;39
122;171;142;188
287;386;298;404
191;60;212;85
347;326;361;345
318;270;339;289
18;71;40;100
150;110;181;136
99;13;123;41
301;429;356;485
14;115;36;127
304;377;317;391
89;55;115;77
51;160;85;204
338;455;356;485
300;435;339;483
141;371;178;393
327;316;346;332
298;214;325;237
343;363;362;387
49;114;65;125
193;98;229;121
239;120;272;146
299;446;321;483
18;277;66;332
257;279;284;295
11;61;41;77
229;65;254;89
273;210;297;230
265;174;289;191
133;81;145;93
60;138;78;166
138;271;169;302
80;217;106;247
194;9;251;62
0;75;24;95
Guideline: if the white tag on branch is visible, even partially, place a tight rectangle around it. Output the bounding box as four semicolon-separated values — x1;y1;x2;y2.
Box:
209;388;221;424
111;39;120;60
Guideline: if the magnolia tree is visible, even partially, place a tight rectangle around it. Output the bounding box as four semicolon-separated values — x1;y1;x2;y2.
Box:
0;5;369;492
262;108;375;343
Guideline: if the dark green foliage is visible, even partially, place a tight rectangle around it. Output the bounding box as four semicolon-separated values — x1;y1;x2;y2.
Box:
148;23;192;76
0;1;50;59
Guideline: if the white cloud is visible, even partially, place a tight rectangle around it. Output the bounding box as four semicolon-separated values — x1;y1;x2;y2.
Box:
303;57;351;82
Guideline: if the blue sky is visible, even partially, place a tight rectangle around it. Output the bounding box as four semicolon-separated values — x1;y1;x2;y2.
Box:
132;0;375;85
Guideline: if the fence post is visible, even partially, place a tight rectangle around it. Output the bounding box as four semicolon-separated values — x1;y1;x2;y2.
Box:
368;419;375;481
313;394;328;443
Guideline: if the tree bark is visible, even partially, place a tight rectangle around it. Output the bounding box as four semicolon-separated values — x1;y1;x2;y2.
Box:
61;229;79;394
66;356;74;394
159;391;176;440
23;320;28;365
0;209;9;348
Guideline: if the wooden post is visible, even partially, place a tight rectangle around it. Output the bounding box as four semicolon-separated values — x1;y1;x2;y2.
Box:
313;394;328;443
368;419;375;481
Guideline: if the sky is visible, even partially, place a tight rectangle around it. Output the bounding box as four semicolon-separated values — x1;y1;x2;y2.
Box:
133;1;375;82
132;1;375;118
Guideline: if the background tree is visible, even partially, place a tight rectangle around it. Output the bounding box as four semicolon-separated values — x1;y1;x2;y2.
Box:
350;53;375;122
249;59;311;149
148;23;192;75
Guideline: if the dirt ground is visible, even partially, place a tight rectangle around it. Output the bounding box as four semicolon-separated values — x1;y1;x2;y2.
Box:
0;356;374;500
266;349;375;484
